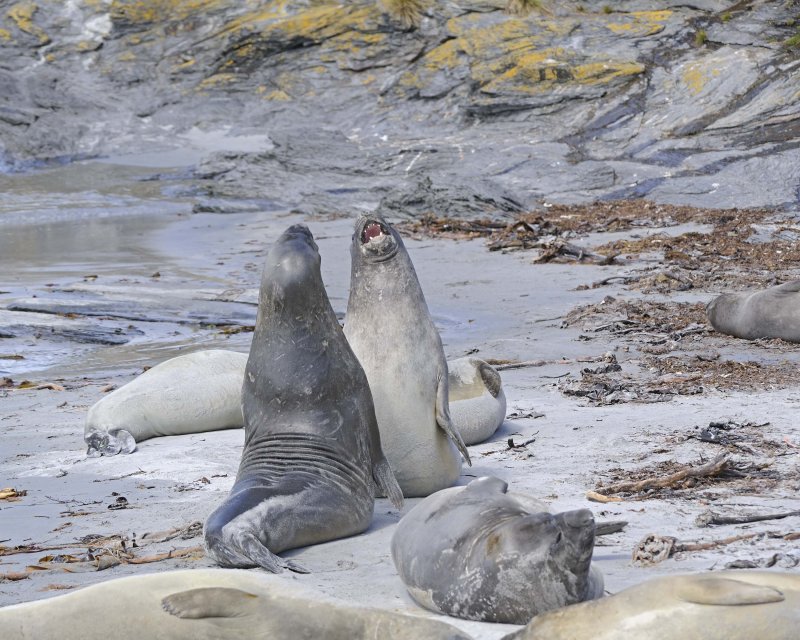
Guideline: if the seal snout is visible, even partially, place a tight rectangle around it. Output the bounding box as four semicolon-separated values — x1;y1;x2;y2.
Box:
562;509;595;529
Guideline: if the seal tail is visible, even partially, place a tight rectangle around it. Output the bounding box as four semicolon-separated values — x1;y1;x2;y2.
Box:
373;456;404;510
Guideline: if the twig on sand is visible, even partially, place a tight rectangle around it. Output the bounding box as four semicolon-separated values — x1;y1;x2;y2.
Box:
595;454;729;496
492;355;607;371
586;490;622;503
696;509;800;528
124;545;204;564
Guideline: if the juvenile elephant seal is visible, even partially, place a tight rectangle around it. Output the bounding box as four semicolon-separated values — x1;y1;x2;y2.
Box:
84;349;248;456
447;357;506;445
0;569;473;640
391;476;603;624
83;352;498;456
707;281;800;342
344;214;471;497
506;570;800;640
204;224;402;573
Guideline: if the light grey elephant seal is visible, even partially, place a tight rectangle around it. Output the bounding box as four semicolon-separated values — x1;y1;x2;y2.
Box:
707;280;800;342
0;569;473;640
447;357;506;445
83;353;500;456
84;349;248;456
506;570;800;640
391;476;603;624
344;214;471;497
204;224;402;573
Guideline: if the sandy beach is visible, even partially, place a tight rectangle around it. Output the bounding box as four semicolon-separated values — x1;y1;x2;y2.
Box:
2;165;800;637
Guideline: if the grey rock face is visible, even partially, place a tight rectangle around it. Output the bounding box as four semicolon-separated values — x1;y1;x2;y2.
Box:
0;1;798;213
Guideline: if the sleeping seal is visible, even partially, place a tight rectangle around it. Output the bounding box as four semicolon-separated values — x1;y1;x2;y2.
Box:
447;357;506;445
0;569;473;640
204;224;402;573
344;214;471;497
84;349;248;456
707;281;800;342
506;570;800;640
391;476;603;624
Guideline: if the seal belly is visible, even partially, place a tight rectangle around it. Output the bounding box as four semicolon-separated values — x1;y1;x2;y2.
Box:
204;432;374;570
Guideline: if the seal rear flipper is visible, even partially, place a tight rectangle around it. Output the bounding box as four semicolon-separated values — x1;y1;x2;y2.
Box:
239;532;310;574
373;456;404;510
162;587;259;619
677;577;784;606
435;372;472;465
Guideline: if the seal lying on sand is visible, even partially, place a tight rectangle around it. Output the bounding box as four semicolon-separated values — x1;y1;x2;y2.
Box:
84;349;248;456
391;476;603;624
707;281;800;342
204;225;402;573
0;569;473;640
83;353;496;455
447;357;506;445
344;214;471;497
506;570;800;640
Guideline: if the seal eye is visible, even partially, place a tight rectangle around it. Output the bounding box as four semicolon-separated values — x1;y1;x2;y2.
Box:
361;222;384;244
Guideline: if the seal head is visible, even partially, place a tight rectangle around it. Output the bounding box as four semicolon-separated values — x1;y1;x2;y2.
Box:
391;476;601;624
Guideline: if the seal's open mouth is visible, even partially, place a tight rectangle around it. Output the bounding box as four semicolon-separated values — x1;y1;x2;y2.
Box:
361;222;385;244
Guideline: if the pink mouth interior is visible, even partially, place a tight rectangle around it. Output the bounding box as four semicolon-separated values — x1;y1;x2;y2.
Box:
362;222;383;243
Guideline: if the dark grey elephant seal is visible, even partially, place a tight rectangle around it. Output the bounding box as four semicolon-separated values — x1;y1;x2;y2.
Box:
506;570;800;640
344;214;471;497
204;224;402;573
707;281;800;342
391;476;603;624
0;569;473;640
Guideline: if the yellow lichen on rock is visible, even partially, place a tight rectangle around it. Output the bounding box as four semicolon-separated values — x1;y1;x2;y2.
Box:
109;0;228;25
7;2;50;45
604;10;672;37
681;59;721;96
264;89;291;101
479;47;643;95
0;27;12;41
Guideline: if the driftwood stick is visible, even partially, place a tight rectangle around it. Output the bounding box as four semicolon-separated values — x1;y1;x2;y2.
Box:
596;455;729;496
695;509;800;528
493;356;607;371
123;545;204;564
675;533;759;552
586;490;623;504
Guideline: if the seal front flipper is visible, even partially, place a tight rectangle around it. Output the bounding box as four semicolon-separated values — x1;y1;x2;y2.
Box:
162;587;259;619
435;371;471;465
677;577;784;606
372;455;404;510
84;428;136;457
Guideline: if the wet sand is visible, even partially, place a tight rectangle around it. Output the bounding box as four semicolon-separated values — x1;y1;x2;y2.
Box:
2;161;800;638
